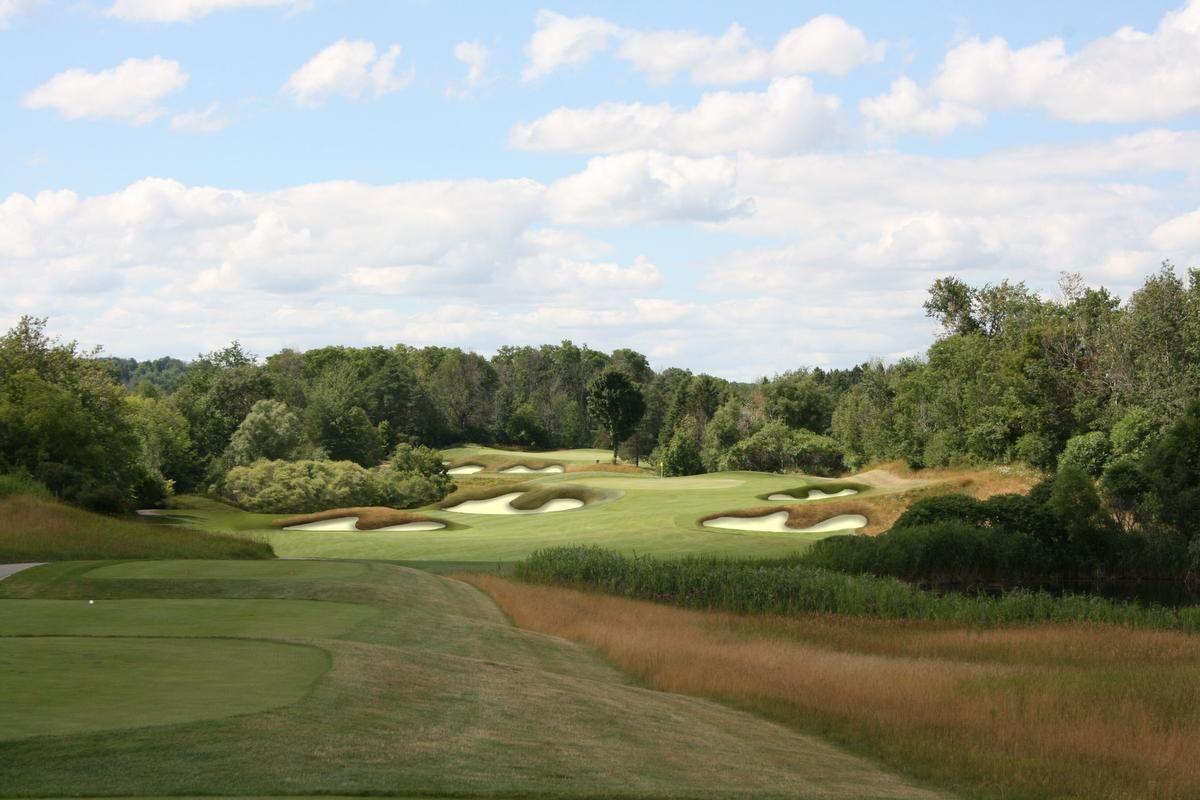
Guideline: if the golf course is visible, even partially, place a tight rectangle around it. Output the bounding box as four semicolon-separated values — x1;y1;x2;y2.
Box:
0;557;949;800
166;453;929;564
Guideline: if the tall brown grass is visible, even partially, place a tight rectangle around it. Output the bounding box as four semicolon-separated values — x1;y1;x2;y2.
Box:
467;574;1200;800
0;495;272;561
271;506;437;530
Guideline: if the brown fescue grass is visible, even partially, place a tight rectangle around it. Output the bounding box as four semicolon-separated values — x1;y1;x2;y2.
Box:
565;462;647;474
0;495;273;561
467;574;1200;800
271;507;438;531
438;482;608;510
700;500;878;533
445;455;566;473
846;462;1043;535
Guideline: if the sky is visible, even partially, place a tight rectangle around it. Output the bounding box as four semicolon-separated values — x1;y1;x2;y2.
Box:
2;0;1199;380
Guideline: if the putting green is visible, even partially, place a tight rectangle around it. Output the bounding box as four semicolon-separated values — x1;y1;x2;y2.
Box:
0;599;376;638
0;637;328;741
84;559;368;581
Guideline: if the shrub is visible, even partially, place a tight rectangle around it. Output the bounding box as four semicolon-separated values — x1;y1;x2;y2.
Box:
1059;431;1112;477
721;421;845;475
661;417;704;476
0;472;52;500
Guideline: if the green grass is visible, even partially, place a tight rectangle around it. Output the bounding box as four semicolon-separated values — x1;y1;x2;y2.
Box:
0;598;376;637
0;637;328;741
164;451;897;564
0;494;273;561
0;558;946;799
84;559;367;580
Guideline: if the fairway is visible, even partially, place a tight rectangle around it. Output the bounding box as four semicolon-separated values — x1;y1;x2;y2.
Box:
0;559;948;799
0;598;376;638
0;637;328;741
84;559;369;580
167;462;916;564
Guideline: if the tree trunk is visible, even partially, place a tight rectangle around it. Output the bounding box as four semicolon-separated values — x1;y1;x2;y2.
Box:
612;430;619;464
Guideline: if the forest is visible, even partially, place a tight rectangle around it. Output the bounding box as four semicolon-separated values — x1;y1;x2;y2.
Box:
3;265;1199;584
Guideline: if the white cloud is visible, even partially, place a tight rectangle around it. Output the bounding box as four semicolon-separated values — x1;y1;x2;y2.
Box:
522;10;883;83
4;132;1198;378
860;76;985;137
169;103;229;133
23;57;188;125
511;77;841;156
932;0;1200;122
283;40;413;107
546;151;754;225
0;0;43;28
106;0;303;23
455;41;490;88
1149;208;1200;252
522;10;621;81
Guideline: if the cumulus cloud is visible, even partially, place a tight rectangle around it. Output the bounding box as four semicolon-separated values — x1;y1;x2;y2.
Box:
283;40;413;107
0;0;43;28
522;10;883;83
23;57;187;125
511;77;841;156
522;10;621;81
106;0;304;23
169;103;229;133
4;132;1198;378
546;151;755;225
860;77;985;137
455;41;490;87
931;0;1200;122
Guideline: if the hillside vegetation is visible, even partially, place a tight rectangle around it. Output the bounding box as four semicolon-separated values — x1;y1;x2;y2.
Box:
0;495;272;561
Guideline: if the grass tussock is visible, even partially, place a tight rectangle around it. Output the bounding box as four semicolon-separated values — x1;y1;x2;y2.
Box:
0;495;273;561
271;507;439;531
468;573;1200;800
701;500;876;532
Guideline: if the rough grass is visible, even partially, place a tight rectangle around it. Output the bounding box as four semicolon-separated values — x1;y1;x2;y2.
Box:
516;546;1200;630
437;481;607;510
0;560;945;800
0;495;273;561
701;500;876;532
756;480;872;501
566;462;648;474
271;507;441;531
469;574;1200;800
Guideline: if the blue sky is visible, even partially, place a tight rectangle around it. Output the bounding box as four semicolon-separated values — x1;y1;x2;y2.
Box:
2;0;1199;378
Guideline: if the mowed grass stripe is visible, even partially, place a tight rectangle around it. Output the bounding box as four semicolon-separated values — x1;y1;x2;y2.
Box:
83;559;367;581
0;598;376;638
0;637;329;741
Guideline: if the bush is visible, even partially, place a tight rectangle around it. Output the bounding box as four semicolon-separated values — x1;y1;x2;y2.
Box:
661;417;704;476
1014;432;1056;470
721;421;845;475
0;472;52;500
222;458;437;513
1059;431;1112;477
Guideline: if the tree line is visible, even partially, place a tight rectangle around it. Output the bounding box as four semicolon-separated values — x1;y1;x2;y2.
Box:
1;265;1197;530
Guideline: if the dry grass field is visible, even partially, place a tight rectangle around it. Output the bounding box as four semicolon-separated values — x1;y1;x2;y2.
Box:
469;574;1200;800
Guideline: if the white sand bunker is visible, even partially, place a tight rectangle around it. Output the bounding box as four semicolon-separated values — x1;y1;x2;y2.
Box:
447;465;484;475
703;512;868;534
283;516;446;532
499;465;565;474
445;491;583;515
766;488;859;502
